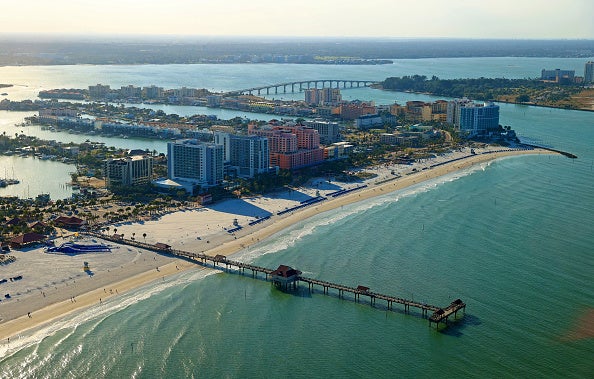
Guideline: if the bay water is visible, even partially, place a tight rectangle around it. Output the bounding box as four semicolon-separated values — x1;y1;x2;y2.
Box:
0;57;592;378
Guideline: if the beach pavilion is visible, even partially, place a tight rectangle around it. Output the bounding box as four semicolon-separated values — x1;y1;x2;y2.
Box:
54;216;86;229
270;265;302;290
9;232;47;249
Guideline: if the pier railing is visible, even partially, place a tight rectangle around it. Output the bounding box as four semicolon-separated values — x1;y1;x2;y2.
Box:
82;231;465;330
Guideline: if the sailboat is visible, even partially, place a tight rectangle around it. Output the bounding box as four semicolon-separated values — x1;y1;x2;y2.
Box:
3;167;19;185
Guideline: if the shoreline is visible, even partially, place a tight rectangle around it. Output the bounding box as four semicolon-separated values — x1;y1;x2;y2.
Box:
377;87;594;113
0;148;556;343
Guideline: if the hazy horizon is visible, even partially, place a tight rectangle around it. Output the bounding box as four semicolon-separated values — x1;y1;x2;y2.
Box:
2;34;594;42
1;0;593;39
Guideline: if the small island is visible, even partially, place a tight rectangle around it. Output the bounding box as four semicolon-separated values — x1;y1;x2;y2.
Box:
378;75;594;112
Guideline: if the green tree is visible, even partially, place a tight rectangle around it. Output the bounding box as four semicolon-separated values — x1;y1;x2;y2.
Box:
516;94;530;102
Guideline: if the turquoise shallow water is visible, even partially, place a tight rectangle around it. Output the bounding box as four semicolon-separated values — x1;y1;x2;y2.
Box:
0;58;593;377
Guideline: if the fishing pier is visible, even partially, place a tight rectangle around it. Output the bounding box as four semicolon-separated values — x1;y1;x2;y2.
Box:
85;232;466;330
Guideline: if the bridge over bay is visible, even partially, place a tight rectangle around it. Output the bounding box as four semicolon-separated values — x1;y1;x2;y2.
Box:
227;79;378;96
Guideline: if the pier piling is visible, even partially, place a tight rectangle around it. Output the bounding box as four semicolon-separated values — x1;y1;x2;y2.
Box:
83;231;466;331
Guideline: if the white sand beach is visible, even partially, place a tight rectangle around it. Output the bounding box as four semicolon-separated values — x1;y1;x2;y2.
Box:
0;147;554;343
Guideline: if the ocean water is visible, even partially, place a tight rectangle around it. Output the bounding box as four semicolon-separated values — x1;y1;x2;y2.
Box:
0;58;593;377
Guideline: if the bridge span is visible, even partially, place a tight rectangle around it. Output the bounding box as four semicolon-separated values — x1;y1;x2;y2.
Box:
228;79;378;96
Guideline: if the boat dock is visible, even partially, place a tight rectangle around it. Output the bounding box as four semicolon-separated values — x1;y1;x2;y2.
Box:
84;232;465;330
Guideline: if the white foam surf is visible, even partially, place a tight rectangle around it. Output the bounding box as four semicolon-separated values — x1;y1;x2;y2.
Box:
0;268;217;363
233;164;485;264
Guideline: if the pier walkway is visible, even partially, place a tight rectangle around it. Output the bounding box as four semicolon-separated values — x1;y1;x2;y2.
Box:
83;232;466;330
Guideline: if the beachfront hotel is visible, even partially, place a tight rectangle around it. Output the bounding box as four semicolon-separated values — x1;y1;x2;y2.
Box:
446;98;473;126
214;132;270;178
458;102;500;137
104;155;154;188
248;123;325;170
166;139;224;187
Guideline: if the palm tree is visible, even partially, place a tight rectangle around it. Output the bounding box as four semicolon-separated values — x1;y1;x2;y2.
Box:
142;232;147;242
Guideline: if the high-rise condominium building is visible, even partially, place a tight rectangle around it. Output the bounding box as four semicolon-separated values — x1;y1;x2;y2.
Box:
249;125;324;170
214;132;270;178
104;155;153;188
459;102;500;137
303;120;341;144
540;69;575;83
584;61;594;84
167;139;223;187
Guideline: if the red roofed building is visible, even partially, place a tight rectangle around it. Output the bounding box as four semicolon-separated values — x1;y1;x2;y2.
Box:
54;216;86;229
5;217;23;226
28;221;47;229
9;232;46;249
270;264;302;290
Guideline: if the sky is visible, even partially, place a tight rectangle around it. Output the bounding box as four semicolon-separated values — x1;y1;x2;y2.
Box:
1;0;593;39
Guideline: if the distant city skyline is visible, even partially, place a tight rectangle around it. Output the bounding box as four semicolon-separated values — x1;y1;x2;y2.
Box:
1;0;593;39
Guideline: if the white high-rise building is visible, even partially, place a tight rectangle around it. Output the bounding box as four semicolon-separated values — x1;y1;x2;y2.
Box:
104;155;153;188
214;132;269;178
320;87;342;105
167;139;223;187
304;88;342;105
214;132;232;162
446;98;473;127
304;119;341;144
88;84;111;99
585;61;594;84
458;102;500;137
143;85;163;99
